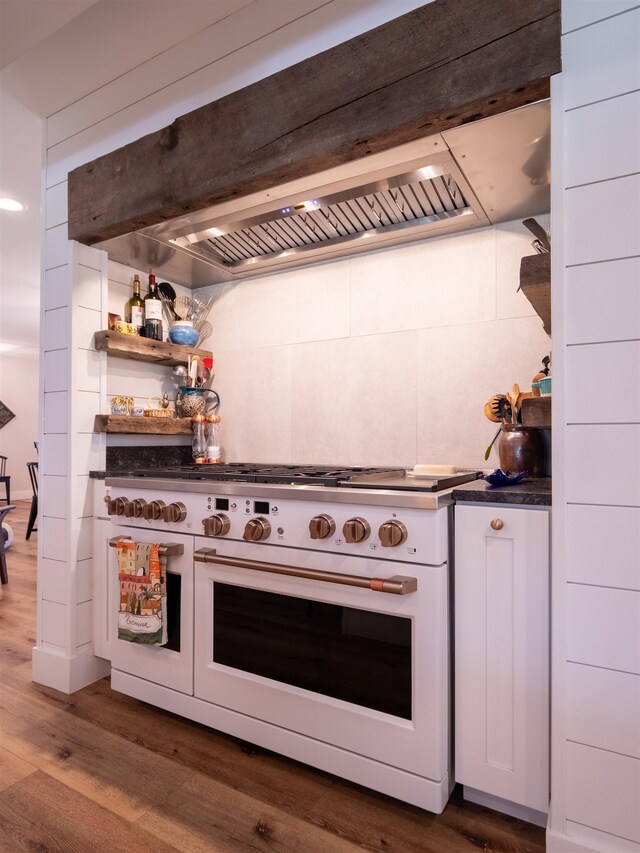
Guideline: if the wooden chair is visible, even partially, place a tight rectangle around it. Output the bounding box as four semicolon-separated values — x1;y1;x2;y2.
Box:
26;462;38;540
0;505;16;584
0;456;10;506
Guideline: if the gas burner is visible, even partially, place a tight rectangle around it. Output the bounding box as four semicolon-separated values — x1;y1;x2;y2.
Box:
130;463;406;487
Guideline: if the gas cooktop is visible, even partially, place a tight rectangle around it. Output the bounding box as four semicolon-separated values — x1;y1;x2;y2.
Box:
128;463;404;486
122;463;480;491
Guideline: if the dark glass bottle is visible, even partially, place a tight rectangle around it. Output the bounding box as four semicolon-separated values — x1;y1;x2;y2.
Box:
143;273;163;340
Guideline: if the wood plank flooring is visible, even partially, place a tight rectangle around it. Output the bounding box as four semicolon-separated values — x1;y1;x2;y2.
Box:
0;502;546;852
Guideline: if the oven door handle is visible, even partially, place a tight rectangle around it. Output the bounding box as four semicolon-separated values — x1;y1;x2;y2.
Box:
194;548;417;595
109;536;184;558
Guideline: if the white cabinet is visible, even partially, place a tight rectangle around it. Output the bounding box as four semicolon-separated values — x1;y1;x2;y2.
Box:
455;503;550;818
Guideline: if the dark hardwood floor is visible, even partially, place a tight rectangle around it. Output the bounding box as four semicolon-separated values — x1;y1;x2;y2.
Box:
0;501;546;852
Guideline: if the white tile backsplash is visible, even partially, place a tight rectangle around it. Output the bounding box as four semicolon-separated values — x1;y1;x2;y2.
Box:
183;220;552;469
350;229;496;336
290;333;417;465
239;260;351;349
214;346;292;462
416;316;551;469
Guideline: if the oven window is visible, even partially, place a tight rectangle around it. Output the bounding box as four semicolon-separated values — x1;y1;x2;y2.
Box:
162;573;181;652
213;583;412;719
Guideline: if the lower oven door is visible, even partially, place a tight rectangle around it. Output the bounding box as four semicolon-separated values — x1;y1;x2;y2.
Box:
193;538;448;780
109;526;194;695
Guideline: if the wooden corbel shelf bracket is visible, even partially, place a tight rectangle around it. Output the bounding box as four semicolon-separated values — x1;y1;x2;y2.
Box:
520;253;551;336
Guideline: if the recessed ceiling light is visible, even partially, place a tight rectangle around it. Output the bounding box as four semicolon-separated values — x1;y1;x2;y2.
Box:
0;198;27;212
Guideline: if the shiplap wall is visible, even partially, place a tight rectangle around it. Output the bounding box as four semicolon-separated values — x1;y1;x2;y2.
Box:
549;3;640;852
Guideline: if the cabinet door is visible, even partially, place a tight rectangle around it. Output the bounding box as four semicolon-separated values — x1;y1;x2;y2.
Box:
455;504;549;813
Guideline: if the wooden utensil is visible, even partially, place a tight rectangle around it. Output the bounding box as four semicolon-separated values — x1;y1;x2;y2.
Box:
509;384;520;423
484;395;505;423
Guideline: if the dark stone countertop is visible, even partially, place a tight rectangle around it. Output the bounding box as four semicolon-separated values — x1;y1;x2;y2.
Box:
90;444;192;479
452;477;552;506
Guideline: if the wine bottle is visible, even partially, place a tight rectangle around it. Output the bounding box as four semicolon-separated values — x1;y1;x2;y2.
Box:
143;272;163;340
124;274;144;334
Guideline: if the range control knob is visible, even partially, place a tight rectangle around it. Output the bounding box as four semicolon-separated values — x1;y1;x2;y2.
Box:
309;514;335;540
125;498;147;518
106;496;129;517
243;516;271;542
378;519;408;548
204;514;231;537
343;517;370;544
162;502;187;523
143;500;165;521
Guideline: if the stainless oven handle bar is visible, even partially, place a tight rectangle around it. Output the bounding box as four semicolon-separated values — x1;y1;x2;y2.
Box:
109;536;184;558
194;548;417;595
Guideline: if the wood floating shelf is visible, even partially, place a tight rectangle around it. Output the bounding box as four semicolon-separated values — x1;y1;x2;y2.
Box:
94;415;193;435
94;330;212;366
521;396;551;429
520;254;551;336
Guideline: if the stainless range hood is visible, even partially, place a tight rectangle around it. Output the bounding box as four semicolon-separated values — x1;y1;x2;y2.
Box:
96;100;550;288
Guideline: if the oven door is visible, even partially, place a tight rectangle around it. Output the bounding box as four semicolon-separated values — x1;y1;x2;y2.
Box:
109;526;194;695
193;537;448;780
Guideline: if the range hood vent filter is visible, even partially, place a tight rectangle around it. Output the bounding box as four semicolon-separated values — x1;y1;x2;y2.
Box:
171;166;474;271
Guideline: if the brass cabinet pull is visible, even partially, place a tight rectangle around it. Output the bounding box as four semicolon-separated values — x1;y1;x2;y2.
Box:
194;548;417;595
490;519;504;531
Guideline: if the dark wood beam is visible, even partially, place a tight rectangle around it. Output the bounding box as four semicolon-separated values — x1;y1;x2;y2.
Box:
68;0;560;245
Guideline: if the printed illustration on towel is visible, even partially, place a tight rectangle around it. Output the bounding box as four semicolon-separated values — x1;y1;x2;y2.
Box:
117;540;167;645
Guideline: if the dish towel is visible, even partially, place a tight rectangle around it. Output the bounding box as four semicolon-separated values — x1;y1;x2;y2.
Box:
116;540;167;645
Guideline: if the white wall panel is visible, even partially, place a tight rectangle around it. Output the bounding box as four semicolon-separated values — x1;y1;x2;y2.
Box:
44;265;69;311
45;181;68;229
41;474;67;520
44;223;69;270
73;476;93;520
566;663;640;758
77;518;93;562
565;257;640;345
75;390;100;434
566;821;640;853
75;348;102;393
41;600;67;648
563;1;640;32
40;557;67;605
75;600;93;648
565;741;640;843
566;504;640;590
71;306;101;351
75;264;103;311
40;435;68;477
76;243;106;272
566;425;640;506
563;7;640;109
43;308;69;352
564;92;640;187
565;341;640;423
41;516;68;562
76;558;93;604
43;349;69;393
567;584;640;674
564;175;640;266
43;391;68;434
